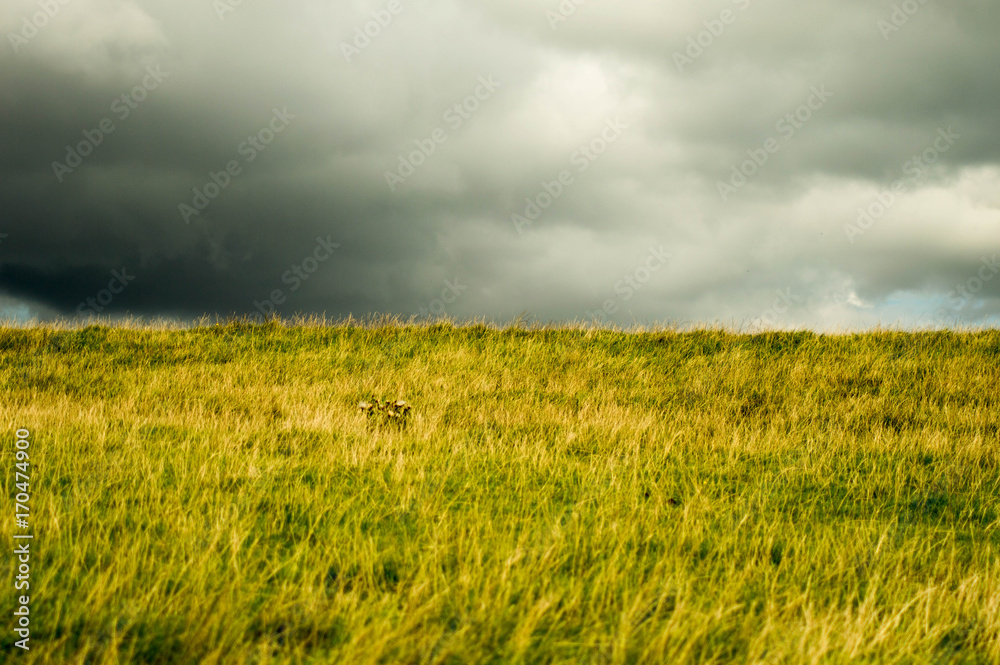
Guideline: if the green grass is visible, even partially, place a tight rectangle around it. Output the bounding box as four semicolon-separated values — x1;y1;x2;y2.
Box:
2;321;999;664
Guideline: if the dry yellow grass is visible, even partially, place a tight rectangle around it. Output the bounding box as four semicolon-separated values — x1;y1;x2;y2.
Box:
1;320;998;663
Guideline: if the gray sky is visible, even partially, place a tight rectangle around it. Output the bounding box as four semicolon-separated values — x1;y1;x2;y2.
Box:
1;0;998;328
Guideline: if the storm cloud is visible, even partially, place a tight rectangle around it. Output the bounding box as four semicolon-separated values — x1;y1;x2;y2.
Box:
1;0;997;328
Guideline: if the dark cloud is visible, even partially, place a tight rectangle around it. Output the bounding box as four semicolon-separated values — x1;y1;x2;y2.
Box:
0;0;997;328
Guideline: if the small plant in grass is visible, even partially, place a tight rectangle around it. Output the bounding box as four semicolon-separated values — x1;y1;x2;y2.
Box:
359;398;412;427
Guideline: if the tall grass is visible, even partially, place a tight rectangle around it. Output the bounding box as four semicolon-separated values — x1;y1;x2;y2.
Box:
1;321;998;664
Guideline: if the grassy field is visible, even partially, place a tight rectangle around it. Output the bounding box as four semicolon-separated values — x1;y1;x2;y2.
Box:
1;321;999;664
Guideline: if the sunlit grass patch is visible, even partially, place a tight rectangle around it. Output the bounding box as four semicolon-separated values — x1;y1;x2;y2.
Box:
1;321;998;663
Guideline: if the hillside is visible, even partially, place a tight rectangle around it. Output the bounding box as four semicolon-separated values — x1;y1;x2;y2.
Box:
2;322;999;663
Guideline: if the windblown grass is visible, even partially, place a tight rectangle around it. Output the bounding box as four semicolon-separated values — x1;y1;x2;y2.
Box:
1;321;998;664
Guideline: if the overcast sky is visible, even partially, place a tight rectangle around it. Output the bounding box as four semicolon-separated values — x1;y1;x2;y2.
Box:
1;0;997;329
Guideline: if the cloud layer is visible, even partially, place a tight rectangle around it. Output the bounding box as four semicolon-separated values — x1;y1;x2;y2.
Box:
1;0;998;328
